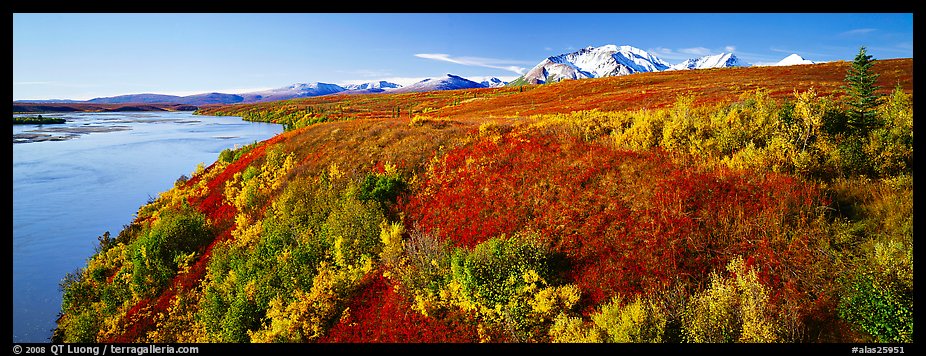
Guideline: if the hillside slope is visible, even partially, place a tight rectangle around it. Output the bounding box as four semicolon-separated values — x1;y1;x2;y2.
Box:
199;59;911;126
54;58;913;344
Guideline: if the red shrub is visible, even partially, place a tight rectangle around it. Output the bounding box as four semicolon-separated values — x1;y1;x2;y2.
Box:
402;129;827;313
320;272;480;343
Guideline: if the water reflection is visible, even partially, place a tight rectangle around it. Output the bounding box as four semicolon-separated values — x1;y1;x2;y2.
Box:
12;111;282;342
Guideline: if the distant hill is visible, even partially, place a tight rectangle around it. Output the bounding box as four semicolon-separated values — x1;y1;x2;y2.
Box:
391;74;486;93
85;93;246;106
480;77;508;88
343;81;402;93
239;82;348;102
13;99;82;104
87;94;185;104
13;103;198;113
179;93;245;105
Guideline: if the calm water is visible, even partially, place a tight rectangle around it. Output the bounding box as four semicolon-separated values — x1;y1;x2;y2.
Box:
12;111;282;342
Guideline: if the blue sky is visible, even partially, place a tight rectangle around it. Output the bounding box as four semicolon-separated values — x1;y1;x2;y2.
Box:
13;13;913;100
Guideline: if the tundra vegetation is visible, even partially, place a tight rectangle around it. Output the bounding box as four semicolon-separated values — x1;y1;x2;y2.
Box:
55;53;911;343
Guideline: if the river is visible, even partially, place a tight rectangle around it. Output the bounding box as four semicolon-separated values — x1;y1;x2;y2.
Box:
12;111;282;342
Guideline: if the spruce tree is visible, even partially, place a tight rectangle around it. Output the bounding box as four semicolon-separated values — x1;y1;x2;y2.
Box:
842;46;883;135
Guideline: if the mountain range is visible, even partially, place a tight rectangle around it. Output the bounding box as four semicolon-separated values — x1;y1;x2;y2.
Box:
390;74;485;93
15;45;819;105
34;76;508;106
668;52;750;71
513;45;671;85
507;45;818;84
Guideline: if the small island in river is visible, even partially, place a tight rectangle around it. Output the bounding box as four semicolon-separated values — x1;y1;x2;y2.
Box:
13;115;66;125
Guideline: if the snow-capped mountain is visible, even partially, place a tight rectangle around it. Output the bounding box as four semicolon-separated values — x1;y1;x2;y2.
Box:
668;53;749;70
479;77;508;88
42;47;836;105
774;54;815;66
343;81;402;92
514;45;671;85
239;82;346;102
391;74;485;93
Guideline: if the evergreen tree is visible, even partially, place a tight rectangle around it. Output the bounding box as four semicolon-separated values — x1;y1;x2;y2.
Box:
842;46;883;135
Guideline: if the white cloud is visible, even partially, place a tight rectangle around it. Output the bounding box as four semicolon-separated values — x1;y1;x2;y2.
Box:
679;47;711;56
651;47;674;55
336;69;394;78
414;53;530;75
724;45;736;52
647;47;690;61
840;28;877;37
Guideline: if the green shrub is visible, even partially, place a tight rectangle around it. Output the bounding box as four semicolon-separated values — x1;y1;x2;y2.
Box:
836;139;870;177
325;193;384;269
221;294;262;343
831;174;912;343
838;275;912;342
357;172;406;205
450;235;554;308
59;270;92;317
59;309;101;343
196;169;386;342
129;204;212;298
218;141;258;164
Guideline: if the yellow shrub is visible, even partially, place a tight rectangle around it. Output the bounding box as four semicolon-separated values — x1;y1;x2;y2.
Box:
660;95;698;151
682;257;780;343
721;142;767;172
592;295;667;343
612;109;665;151
149;285;205;342
249;262;360;342
410;115;446;127
549;314;602;343
379;220;405;267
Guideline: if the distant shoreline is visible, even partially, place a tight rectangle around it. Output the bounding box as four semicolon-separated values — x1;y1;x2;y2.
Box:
13;103;200;113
